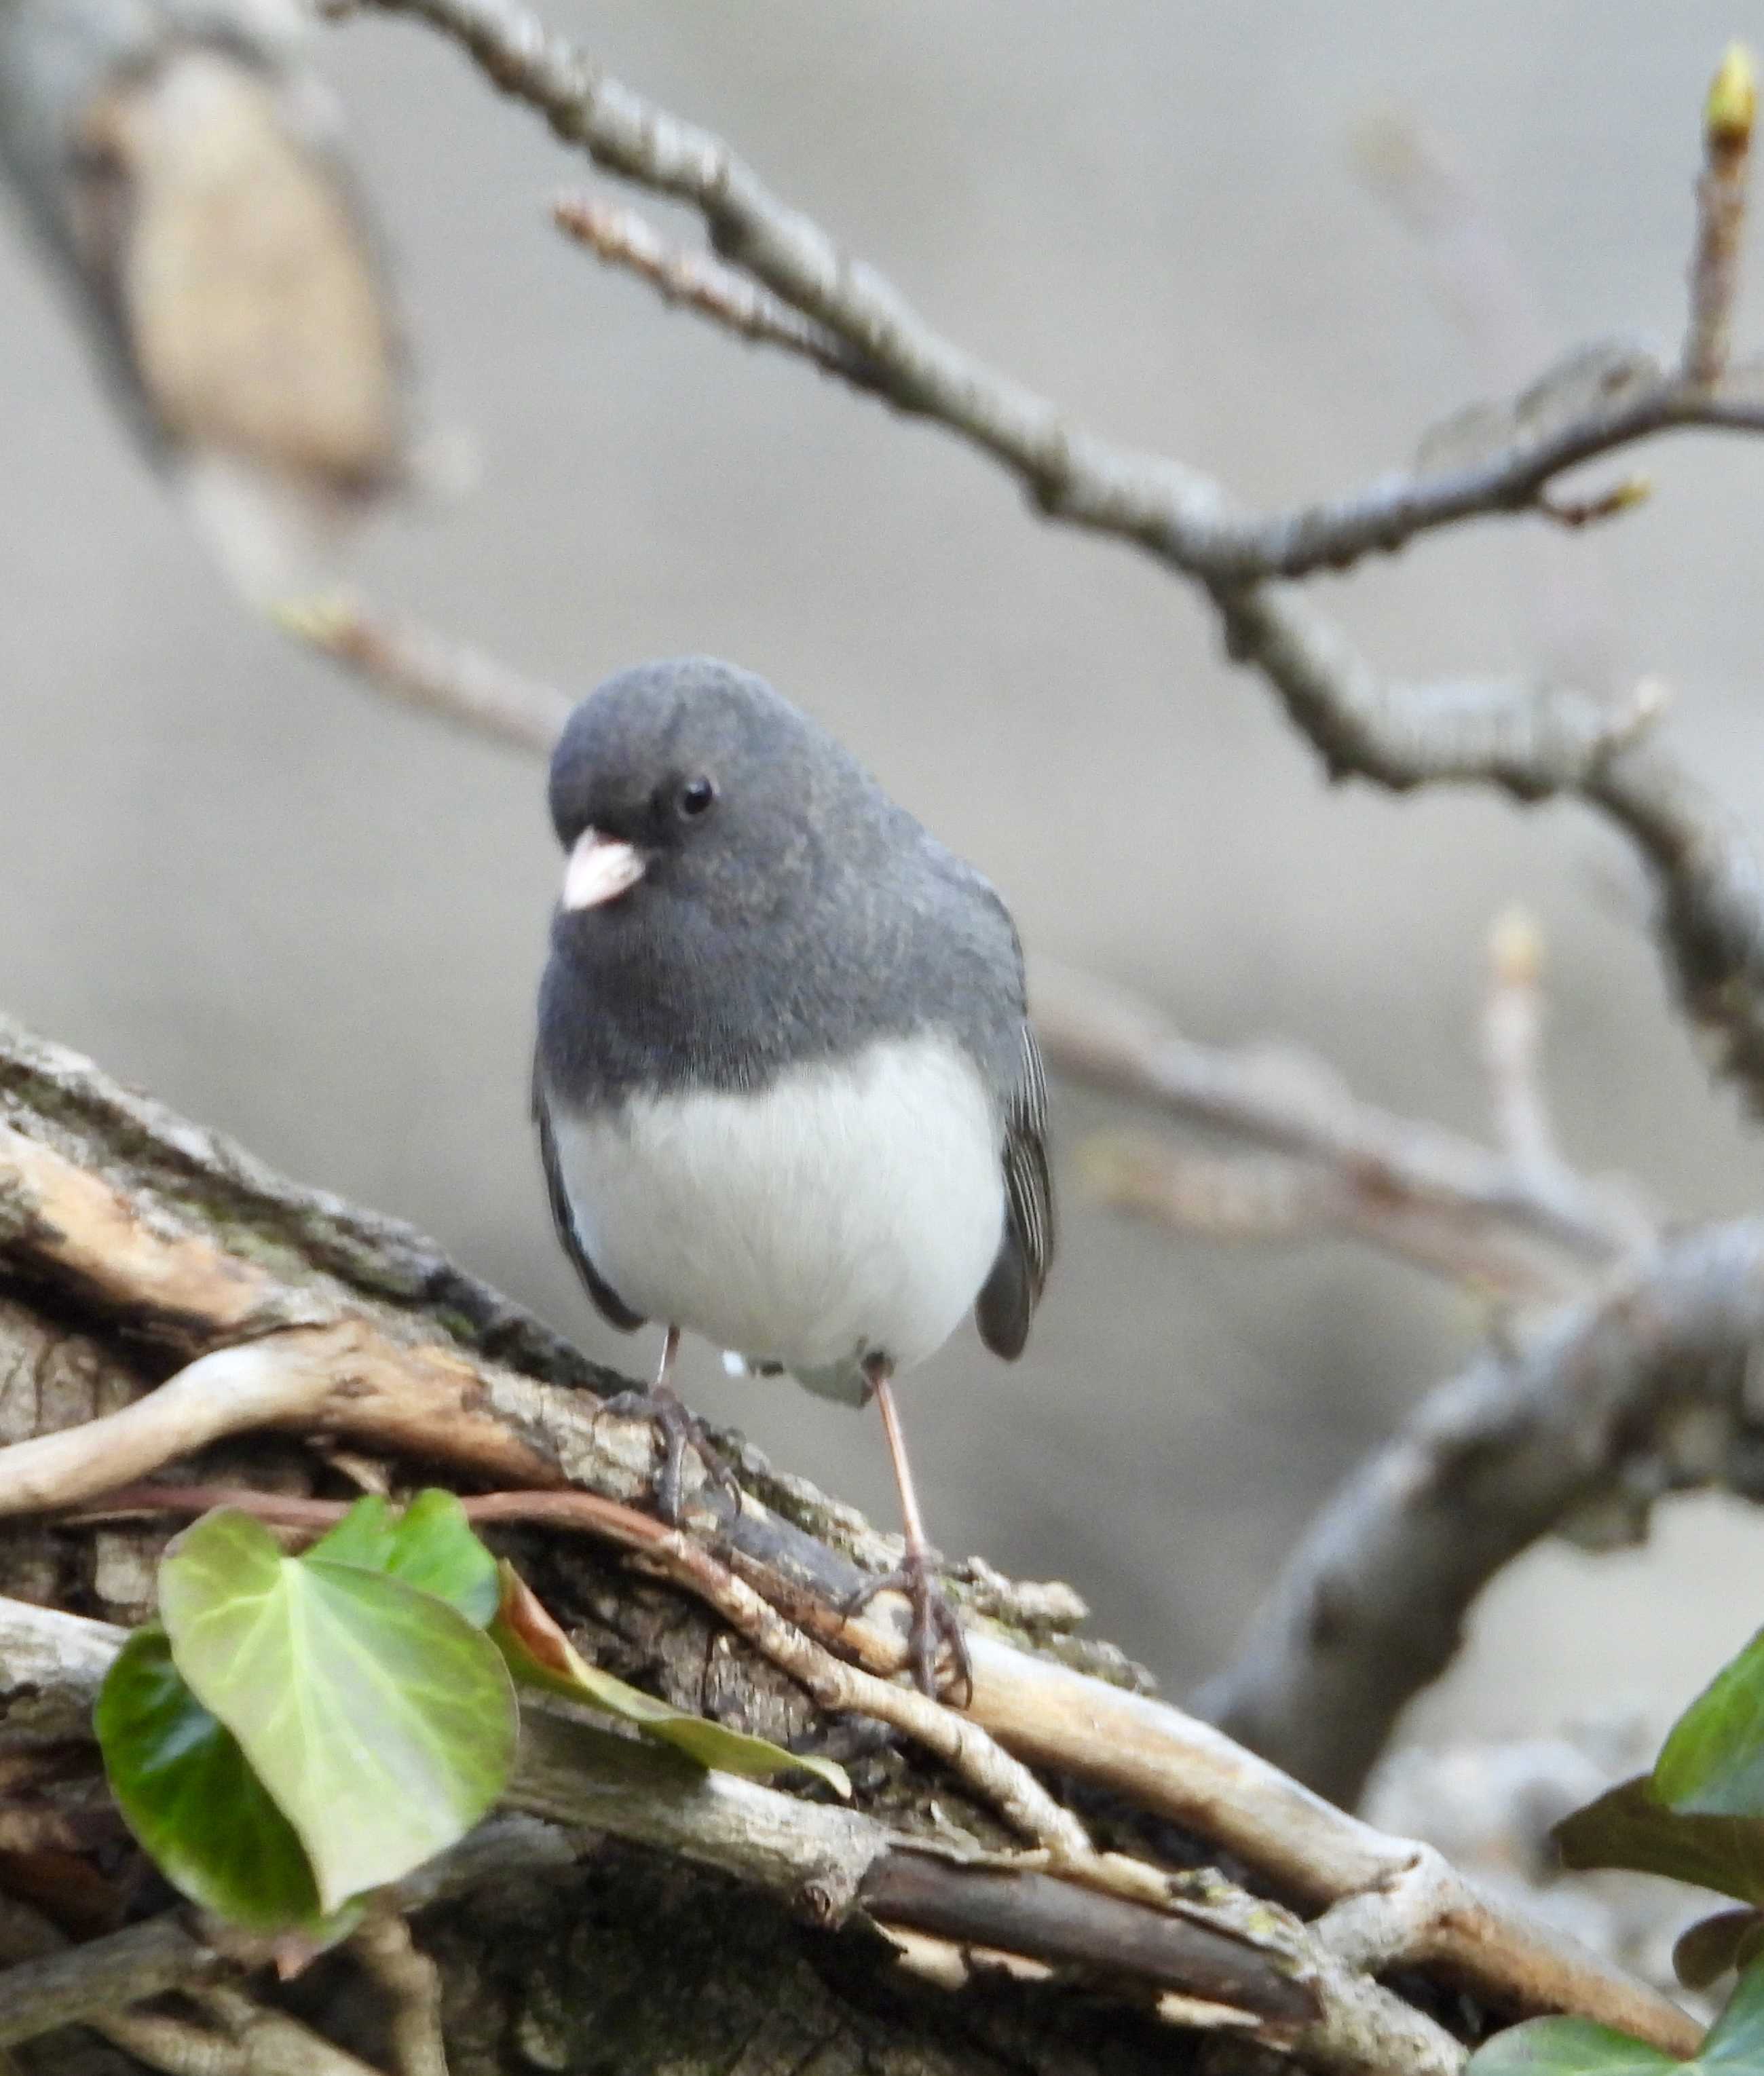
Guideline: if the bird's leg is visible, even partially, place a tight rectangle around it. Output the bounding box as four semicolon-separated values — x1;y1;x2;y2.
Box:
842;1358;973;1705
595;1325;741;1524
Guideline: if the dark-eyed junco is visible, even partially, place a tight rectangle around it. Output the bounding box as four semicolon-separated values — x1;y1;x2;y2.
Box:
0;0;413;603
533;656;1054;1696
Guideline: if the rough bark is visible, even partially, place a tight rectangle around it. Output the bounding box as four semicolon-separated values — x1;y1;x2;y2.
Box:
0;1013;1700;2075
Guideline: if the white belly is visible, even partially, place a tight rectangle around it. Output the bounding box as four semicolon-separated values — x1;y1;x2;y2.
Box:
551;1034;1005;1401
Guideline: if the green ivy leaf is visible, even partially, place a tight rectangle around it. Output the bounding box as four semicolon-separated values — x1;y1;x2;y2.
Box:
160;1509;518;1912
1655;1629;1764;1820
305;1494;398;1572
1463;2017;1676;2075
308;1490;500;1627
490;1562;850;1800
94;1625;356;1942
1466;1959;1764;2075
1674;1910;1764;1993
1554;1776;1764;1906
1704;1959;1764;2067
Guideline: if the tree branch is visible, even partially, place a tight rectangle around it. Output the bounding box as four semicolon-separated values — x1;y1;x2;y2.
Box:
332;1;1764;1114
2;1599;1467;2076
1034;960;1646;1301
0;1011;1702;2056
277;597;569;757
1196;1218;1764;1806
1685;46;1757;385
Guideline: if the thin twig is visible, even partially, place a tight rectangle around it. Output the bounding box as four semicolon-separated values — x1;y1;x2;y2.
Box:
1480;907;1562;1177
276;595;571;756
1685;45;1757;384
552;193;876;384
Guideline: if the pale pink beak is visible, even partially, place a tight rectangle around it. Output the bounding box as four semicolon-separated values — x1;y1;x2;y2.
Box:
561;828;645;911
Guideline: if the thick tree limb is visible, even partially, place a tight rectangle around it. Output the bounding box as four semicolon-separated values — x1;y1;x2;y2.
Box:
1195;1219;1764;1807
0;1013;1702;2058
2;1598;1465;2076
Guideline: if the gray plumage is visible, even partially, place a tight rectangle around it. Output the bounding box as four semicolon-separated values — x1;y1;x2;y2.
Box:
534;656;1053;1399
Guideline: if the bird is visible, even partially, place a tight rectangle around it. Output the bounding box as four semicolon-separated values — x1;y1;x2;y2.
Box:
532;656;1054;1698
0;0;415;605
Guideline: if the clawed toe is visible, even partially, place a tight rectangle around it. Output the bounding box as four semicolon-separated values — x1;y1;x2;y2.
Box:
843;1546;972;1705
595;1385;741;1524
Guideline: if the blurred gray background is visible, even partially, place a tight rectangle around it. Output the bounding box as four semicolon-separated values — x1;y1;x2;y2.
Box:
4;0;1762;1771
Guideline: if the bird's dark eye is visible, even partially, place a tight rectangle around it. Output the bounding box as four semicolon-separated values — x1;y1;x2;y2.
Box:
677;776;717;820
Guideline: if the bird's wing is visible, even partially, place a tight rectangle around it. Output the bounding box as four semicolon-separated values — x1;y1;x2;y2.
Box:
532;1059;647;1334
975;1018;1055;1360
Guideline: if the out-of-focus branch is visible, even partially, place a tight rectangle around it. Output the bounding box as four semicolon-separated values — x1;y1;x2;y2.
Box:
0;1820;569;2054
1480;909;1565;1178
278;596;570;755
1195;1218;1764;1807
348;1916;447;2076
339;3;1764;1116
0;1893;383;2076
1035;960;1647;1302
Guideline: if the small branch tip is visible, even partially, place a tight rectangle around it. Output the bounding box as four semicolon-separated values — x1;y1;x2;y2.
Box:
1707;43;1758;155
1488;907;1544;990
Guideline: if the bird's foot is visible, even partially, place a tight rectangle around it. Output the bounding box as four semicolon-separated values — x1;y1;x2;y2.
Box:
843;1544;973;1705
595;1383;743;1525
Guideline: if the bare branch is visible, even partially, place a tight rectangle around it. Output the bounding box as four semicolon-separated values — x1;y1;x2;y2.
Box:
1196;1218;1764;1807
0;1603;1433;2075
75;1479;1088;1857
552;194;876;385
277;595;570;756
0;1919;223;2050
0;1895;382;2075
339;0;1764;1112
1685;45;1757;385
1034;960;1645;1299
